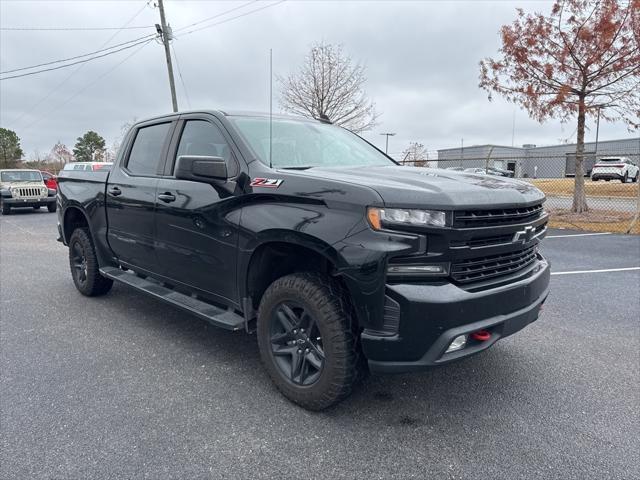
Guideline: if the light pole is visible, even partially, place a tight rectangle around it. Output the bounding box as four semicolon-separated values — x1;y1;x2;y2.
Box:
594;106;601;156
380;132;396;154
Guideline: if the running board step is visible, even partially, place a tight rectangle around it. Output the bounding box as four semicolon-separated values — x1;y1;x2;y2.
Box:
100;267;244;331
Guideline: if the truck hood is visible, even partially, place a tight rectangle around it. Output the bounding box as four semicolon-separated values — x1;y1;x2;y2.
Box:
286;165;545;209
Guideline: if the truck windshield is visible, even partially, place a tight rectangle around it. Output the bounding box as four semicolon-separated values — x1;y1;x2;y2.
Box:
0;171;42;182
229;116;395;169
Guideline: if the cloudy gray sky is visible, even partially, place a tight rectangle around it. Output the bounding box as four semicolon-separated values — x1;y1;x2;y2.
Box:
0;0;637;160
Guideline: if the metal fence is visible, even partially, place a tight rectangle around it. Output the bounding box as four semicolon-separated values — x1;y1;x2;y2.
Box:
401;152;640;234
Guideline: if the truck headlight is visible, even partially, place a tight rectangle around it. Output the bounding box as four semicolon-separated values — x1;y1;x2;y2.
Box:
367;207;447;230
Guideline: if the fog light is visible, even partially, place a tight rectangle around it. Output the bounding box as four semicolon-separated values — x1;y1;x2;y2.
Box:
387;264;445;275
445;334;467;353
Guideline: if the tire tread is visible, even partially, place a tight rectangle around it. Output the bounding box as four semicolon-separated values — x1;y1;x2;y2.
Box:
257;272;361;410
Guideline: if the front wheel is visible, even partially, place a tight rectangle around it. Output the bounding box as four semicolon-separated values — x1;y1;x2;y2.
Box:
632;172;638;183
47;202;57;213
68;228;113;296
622;173;628;183
257;272;361;410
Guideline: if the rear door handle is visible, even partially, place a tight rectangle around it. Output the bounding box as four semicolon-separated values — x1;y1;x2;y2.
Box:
158;192;176;203
108;186;121;196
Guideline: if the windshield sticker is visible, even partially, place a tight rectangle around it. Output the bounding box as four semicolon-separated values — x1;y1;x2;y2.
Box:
250;178;283;188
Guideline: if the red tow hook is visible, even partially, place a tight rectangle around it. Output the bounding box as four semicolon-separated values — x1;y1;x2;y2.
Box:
471;330;491;342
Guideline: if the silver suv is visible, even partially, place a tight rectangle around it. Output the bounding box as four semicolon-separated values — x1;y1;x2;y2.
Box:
0;169;57;215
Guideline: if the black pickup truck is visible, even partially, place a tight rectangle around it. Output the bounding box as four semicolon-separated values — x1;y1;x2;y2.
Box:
57;110;550;410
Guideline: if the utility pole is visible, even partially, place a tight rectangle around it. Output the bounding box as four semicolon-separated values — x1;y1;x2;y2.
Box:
380;132;395;154
156;0;178;112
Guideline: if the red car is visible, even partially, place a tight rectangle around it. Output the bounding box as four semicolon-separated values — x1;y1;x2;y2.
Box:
41;171;58;190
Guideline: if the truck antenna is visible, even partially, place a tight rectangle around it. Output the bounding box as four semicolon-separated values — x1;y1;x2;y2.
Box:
269;48;273;169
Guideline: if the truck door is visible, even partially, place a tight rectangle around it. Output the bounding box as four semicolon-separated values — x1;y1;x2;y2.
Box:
154;116;242;305
106;120;175;271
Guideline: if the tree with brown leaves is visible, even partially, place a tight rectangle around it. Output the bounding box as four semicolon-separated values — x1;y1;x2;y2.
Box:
402;142;430;167
278;42;379;133
480;0;640;212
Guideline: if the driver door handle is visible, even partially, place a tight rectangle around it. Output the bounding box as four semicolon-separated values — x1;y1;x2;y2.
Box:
157;192;176;203
108;186;121;196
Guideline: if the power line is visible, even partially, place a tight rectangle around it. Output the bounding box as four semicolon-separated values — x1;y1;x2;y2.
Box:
10;1;151;127
0;37;156;80
0;34;156;75
172;0;258;34
171;43;191;109
177;0;287;37
0;25;153;31
20;39;155;132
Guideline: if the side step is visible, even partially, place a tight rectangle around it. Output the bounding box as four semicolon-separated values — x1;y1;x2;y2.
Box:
100;267;245;331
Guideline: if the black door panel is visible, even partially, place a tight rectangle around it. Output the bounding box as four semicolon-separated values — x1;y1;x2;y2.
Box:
106;121;175;271
154;179;239;303
154;118;241;305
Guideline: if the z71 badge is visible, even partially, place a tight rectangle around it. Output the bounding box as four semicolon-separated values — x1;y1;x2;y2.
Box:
250;178;283;188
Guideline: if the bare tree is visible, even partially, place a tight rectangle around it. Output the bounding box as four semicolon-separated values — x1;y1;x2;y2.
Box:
278;42;379;133
402;142;429;167
50;141;73;164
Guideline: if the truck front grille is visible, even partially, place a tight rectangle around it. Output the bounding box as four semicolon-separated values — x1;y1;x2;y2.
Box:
451;245;537;284
15;187;42;198
453;203;543;228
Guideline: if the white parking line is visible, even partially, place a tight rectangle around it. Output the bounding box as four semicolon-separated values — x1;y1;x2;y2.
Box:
551;267;640;276
546;232;612;238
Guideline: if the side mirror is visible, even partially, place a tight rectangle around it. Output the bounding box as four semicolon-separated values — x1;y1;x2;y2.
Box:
175;155;228;182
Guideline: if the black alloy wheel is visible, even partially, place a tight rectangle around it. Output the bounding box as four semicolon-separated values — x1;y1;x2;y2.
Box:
256;272;361;410
68;228;113;296
269;301;325;386
71;240;89;288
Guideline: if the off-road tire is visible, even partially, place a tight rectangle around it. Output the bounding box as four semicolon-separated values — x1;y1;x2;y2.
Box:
47;202;57;213
632;173;638;183
257;272;361;410
622;173;628;183
33;206;41;210
0;199;10;215
68;228;113;296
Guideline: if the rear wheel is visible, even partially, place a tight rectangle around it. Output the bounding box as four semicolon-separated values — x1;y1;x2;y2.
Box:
633;172;639;183
33;206;41;210
257;272;361;410
622;173;628;183
68;228;113;296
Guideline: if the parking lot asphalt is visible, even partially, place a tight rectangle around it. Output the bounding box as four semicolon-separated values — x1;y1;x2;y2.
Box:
1;210;639;480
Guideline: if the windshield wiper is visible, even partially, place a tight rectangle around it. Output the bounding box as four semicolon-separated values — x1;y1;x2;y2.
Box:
279;166;314;170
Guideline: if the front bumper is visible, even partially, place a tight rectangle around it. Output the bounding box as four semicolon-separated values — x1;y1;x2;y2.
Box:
3;196;55;208
362;256;550;373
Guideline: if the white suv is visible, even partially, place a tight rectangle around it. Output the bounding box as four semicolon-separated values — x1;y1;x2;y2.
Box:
591;157;639;183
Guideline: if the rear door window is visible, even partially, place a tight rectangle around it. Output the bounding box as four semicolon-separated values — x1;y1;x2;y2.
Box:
126;123;172;176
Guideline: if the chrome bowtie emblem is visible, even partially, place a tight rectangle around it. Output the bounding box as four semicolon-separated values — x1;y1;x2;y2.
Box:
513;226;535;244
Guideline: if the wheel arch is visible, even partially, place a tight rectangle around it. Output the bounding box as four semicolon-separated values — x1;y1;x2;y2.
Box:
240;233;356;323
61;205;92;244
